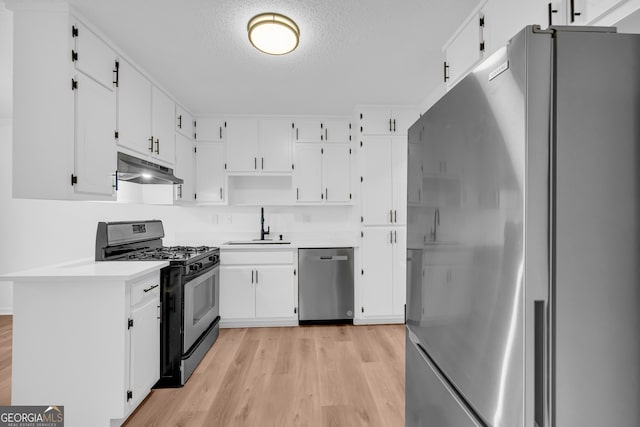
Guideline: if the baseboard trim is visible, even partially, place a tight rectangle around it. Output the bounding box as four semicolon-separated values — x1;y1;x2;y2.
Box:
0;308;14;315
220;318;298;328
353;317;404;325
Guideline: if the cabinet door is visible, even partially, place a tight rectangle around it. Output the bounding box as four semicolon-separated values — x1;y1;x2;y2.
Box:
151;86;175;164
72;21;116;90
293;144;322;202
117;59;152;156
359;107;392;135
220;266;255;319
195;117;224;141
444;11;484;88
391;108;420;135
569;0;622;24
258;118;292;172
175;105;194;139
174;134;194;202
195;142;225;202
360;227;394;317
294;119;322;142
322;119;351;143
129;297;159;406
391;136;408;225
225;118;259;172
322;145;351;203
74;72;116;197
392;227;407;316
255;266;295;318
361;137;393;224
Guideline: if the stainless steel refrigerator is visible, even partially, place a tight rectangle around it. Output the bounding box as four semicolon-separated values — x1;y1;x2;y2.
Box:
406;25;640;427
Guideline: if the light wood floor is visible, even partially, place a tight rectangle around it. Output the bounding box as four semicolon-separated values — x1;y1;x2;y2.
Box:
0;317;405;426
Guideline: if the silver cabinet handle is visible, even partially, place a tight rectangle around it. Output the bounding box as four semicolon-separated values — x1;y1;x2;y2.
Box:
254;157;257;170
390;230;393;244
390;210;393;223
148;136;154;152
154;138;160;154
394;230;397;244
220;187;223;200
256;270;259;284
394;210;397;223
261;157;264;170
325;188;328;200
251;270;254;284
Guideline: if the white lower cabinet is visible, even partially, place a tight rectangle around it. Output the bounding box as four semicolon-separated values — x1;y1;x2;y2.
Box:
358;227;406;323
220;249;297;327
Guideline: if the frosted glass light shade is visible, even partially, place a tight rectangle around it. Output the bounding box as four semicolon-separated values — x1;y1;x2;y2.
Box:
248;13;299;55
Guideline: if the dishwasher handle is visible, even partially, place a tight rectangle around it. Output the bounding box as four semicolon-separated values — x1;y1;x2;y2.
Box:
317;255;349;261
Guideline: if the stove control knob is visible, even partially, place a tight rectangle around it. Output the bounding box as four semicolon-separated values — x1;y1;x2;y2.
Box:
189;264;198;271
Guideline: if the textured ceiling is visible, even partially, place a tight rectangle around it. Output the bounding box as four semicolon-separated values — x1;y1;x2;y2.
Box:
64;0;479;115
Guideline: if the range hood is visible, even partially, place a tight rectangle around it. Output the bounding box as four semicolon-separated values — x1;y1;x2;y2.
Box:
117;152;184;185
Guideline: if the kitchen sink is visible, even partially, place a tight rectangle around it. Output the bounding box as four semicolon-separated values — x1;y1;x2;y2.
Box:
225;240;291;245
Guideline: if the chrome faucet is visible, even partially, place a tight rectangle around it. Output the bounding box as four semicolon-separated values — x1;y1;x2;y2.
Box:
260;207;270;240
430;208;440;241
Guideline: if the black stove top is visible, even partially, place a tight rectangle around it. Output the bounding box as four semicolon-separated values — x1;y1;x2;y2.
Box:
123;246;219;263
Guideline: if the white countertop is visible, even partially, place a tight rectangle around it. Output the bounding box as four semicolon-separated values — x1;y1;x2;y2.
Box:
219;240;358;250
3;258;169;282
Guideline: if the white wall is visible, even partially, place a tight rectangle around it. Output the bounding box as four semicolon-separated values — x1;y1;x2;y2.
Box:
0;5;358;313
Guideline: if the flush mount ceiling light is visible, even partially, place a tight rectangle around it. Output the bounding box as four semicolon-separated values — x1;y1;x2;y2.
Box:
248;13;300;55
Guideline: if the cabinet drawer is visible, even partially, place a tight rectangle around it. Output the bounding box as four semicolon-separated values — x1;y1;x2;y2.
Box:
221;250;294;265
130;275;160;306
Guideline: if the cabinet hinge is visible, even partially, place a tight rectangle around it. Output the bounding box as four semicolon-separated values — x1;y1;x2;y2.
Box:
480;41;485;52
321;148;324;154
224;163;227;170
114;131;119;140
349;148;352;155
224;121;227;127
292;163;295;170
71;50;78;62
293;269;296;276
70;174;78;186
349;193;352;200
193;120;197;128
71;79;78;90
361;216;363;223
361;306;364;313
194;147;197;153
349;135;352;141
194;133;197;139
113;60;119;87
194;193;197;200
127;318;133;329
359;113;363;120
294;307;297;314
349;123;352;129
126;390;133;402
291;122;294;128
479;16;485;27
72;25;79;38
360;176;363;183
444;62;450;82
360;126;363;133
361;230;364;237
360;141;363;148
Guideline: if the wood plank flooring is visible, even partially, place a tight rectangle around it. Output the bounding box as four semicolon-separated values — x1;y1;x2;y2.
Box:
0;317;405;426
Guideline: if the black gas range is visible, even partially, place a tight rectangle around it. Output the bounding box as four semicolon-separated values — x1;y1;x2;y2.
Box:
96;220;220;387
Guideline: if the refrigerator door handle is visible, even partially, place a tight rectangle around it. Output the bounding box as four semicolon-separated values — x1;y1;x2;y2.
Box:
534;300;548;427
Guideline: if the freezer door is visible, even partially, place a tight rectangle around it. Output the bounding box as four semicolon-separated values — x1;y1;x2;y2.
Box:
406;331;483;427
406;26;552;427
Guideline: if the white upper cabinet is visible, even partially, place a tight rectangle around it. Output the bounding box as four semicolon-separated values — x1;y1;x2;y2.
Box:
72;21;117;90
293;144;352;204
117;59;152;156
322;119;352;143
224;118;259;172
175;105;194;139
258;118;293;172
195;142;226;203
443;10;485;89
358;107;420;136
174;133;194;202
151;86;175;164
10;4;117;201
322;145;352;203
568;0;626;24
74;72;117;197
117;59;176;165
293;119;323;142
361;136;406;225
195;117;225;142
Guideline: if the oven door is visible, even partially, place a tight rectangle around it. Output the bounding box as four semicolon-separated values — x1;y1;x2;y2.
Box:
183;264;219;352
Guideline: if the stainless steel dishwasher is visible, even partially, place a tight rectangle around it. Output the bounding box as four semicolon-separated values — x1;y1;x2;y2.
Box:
298;248;354;324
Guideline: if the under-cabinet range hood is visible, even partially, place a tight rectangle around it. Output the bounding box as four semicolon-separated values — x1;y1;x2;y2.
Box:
117;152;183;184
